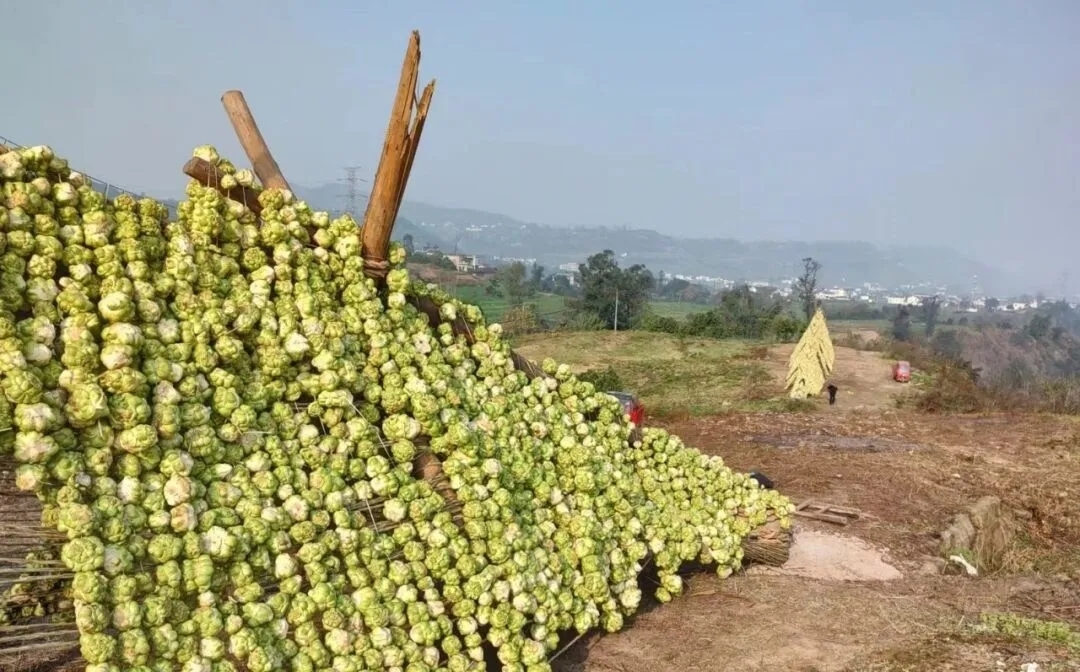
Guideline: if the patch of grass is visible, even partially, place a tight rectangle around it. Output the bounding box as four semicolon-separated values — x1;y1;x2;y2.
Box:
830;319;894;333
852;636;962;672
451;287;567;323
942;546;979;569
647;301;710;319
511;331;807;417
975;612;1080;651
834;331;888;352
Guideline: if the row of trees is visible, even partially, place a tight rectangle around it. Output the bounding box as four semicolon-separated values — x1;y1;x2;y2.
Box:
480;250;817;341
891;296;943;341
481;251;654;329
642;286;804;341
644;256;822;322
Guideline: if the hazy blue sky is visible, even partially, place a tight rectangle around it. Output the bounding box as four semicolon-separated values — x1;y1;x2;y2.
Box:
4;1;1079;289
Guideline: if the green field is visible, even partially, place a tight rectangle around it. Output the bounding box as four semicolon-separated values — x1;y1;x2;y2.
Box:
450;287;567;322
512;331;810;417
646;301;711;319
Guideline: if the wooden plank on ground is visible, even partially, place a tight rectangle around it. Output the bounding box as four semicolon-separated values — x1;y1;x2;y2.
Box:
794;501;861;525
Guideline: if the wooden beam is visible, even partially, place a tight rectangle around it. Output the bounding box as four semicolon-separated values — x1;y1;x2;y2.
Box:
182;157;264;216
220;90;291;191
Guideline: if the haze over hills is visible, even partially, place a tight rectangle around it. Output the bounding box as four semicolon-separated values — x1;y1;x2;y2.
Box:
287;182;1010;295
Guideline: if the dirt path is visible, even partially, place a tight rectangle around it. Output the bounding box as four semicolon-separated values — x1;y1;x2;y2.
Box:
764;342;904;411
558;574;1067;672
556;412;1080;671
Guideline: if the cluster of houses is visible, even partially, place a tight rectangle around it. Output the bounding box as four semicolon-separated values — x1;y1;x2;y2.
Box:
420;250;1066;313
813;287;1053;313
818;289;1046;313
431;253;540;278
678;276;1059;313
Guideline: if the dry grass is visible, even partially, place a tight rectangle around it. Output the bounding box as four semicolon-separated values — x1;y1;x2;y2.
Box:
512;331;812;417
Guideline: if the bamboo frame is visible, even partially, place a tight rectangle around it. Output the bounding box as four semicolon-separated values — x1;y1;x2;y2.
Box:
176;24;790;566
192;35;460;514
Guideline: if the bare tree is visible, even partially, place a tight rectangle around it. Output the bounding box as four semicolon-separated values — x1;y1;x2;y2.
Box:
795;257;821;321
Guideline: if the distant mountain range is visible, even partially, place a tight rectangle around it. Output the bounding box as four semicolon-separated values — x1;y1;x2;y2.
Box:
173;181;1011;294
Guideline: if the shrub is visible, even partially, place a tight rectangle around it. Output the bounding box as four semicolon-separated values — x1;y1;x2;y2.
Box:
640;312;681;335
577;366;624;392
558;310;607;332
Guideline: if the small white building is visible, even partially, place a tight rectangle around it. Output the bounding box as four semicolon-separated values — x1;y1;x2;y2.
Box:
885;295;922;306
445;254;477;272
816;288;851;301
553;271;578;287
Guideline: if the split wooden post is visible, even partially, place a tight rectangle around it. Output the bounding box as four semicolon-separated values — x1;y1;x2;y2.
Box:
360;30;435;280
220;90;291;192
391;81;435;225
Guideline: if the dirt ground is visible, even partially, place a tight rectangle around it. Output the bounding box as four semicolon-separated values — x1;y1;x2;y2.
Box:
554;411;1080;671
764;341;903;411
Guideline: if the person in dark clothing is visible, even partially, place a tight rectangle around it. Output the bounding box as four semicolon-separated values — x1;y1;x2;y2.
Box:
748;471;774;490
827;383;838;405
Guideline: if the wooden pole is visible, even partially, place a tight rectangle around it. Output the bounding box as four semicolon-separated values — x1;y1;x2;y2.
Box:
361;30;426;279
220;90;291;192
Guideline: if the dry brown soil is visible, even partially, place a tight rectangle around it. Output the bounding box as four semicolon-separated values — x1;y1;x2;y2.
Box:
554;411;1080;672
764;341;904;411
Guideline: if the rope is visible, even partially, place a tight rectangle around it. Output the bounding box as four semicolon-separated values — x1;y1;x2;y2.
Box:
362;256;391;280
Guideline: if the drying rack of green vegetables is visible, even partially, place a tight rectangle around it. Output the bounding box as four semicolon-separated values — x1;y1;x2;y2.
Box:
0;31;793;672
